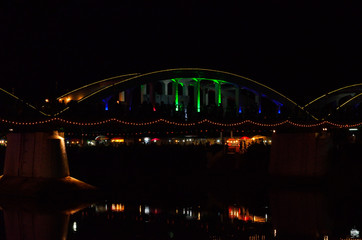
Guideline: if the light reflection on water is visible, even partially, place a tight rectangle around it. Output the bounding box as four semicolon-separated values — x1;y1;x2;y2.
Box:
0;199;92;240
66;201;271;240
0;188;361;240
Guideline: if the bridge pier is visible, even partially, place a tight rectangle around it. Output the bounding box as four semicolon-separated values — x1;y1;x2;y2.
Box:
269;132;333;179
0;131;96;198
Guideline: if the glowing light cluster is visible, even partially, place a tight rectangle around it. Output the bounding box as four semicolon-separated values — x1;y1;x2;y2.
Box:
0;118;361;128
111;138;124;143
111;203;125;212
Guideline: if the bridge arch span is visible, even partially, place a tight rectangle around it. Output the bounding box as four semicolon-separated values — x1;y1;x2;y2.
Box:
54;68;316;121
303;83;362;121
0;87;49;121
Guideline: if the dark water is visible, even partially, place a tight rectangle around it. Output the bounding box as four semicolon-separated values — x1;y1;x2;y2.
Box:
0;145;361;239
0;184;361;240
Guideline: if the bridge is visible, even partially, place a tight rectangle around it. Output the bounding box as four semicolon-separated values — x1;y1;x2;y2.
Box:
0;68;361;199
0;68;361;134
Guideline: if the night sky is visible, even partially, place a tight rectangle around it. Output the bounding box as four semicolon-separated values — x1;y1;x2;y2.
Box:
0;1;361;104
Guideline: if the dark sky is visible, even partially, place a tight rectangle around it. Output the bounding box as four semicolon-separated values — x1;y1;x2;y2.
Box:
0;1;361;104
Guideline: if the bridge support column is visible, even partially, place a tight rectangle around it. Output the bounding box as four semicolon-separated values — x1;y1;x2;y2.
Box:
204;86;209;106
269;132;333;178
119;91;125;102
4;131;69;178
255;93;262;114
102;96;112;111
126;89;133;111
183;82;189;107
148;82;155;110
183;82;189;96
215;81;222;107
193;79;201;112
235;87;240;114
0;131;96;198
162;80;169;95
172;79;180;111
161;80;171;104
140;84;147;104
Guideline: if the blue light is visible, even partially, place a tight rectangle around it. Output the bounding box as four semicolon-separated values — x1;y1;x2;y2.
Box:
258;106;261;114
239;106;242;114
102;96;111;111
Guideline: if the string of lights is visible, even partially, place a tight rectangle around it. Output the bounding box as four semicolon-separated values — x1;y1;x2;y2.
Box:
0;118;361;128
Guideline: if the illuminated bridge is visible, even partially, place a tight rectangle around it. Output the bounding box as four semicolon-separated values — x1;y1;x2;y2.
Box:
53;68;302;121
0;68;361;134
1;69;361;202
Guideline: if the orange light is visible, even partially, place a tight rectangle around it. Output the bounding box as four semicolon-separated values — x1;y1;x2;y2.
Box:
111;203;125;212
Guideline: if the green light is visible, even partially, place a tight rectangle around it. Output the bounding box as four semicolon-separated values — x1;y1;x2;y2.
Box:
196;79;201;112
217;82;221;107
192;78;224;107
173;79;179;111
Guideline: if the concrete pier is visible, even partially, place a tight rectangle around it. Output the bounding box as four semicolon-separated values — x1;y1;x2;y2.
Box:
0;131;97;198
4;131;69;178
269;132;333;178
